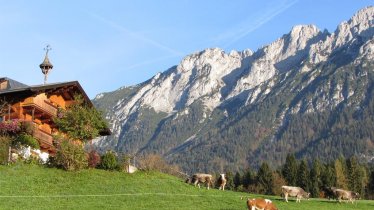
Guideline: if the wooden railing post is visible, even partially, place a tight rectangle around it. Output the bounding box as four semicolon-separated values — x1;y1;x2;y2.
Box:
7;146;11;165
8;105;10;120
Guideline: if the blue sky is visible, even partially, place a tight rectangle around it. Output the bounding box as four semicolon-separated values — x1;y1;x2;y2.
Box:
0;0;372;98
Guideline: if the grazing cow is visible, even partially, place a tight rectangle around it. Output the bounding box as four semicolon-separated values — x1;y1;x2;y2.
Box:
186;173;213;189
246;198;278;210
335;189;360;204
217;174;227;190
281;186;310;202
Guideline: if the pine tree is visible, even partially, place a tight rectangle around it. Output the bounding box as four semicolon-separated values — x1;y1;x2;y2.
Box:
334;158;348;189
225;170;234;190
296;159;310;192
242;168;256;191
358;165;369;197
321;163;336;188
347;156;368;195
347;156;360;192
369;168;374;199
257;162;274;195
233;172;242;190
242;169;255;188
282;153;298;186
310;159;322;197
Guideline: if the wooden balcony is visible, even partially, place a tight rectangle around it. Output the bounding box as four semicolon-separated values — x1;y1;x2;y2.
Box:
22;97;58;117
23;121;54;148
33;128;54;148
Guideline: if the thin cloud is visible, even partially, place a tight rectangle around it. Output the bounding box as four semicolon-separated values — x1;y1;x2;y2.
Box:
87;11;184;57
215;0;299;48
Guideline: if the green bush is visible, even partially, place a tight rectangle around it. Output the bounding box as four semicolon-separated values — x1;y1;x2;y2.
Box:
19;122;34;135
100;151;118;170
14;134;39;149
53;136;88;171
53;94;108;142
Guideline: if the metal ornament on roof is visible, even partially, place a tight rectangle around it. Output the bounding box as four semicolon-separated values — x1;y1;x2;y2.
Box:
39;45;53;85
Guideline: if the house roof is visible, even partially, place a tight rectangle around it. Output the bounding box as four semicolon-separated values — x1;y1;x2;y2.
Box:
0;77;29;90
0;79;91;106
31;81;91;106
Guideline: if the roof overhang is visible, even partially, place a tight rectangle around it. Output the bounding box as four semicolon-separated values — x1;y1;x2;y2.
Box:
0;81;93;107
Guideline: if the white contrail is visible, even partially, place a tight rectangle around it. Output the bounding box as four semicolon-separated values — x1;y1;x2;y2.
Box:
216;0;299;48
87;11;184;57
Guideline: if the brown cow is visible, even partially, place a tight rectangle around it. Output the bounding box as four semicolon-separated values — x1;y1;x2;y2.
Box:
246;198;278;210
217;174;227;190
186;173;213;189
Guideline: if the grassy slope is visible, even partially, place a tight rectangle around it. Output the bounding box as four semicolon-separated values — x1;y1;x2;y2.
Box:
0;164;373;210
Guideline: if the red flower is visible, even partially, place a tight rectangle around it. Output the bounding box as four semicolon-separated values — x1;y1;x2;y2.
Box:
0;119;22;134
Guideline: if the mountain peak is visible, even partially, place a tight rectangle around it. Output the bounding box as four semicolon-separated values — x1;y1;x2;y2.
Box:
290;24;319;37
349;6;374;26
334;6;374;44
254;24;323;72
287;24;321;47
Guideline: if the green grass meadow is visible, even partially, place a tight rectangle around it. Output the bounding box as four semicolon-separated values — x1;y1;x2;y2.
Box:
0;164;373;209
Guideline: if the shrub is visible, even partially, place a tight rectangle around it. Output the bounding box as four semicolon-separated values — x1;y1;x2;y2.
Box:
100;151;118;170
24;155;40;165
138;154;166;172
14;134;39;149
53;95;108;142
19;121;34;135
53;135;88;171
138;154;180;176
88;150;101;168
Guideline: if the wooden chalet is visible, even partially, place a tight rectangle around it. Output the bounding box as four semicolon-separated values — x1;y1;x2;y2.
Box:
0;77;110;155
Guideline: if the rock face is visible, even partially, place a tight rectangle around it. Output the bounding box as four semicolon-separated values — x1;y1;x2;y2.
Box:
92;7;374;173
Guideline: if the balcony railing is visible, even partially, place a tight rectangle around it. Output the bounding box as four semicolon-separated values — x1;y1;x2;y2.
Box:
33;128;54;147
23;121;54;148
22;97;58;116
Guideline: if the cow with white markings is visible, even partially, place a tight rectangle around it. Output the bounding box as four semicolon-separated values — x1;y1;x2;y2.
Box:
217;174;227;190
281;185;310;202
246;198;278;210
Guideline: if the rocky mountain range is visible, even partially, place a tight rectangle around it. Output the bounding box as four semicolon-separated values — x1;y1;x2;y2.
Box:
92;6;374;173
